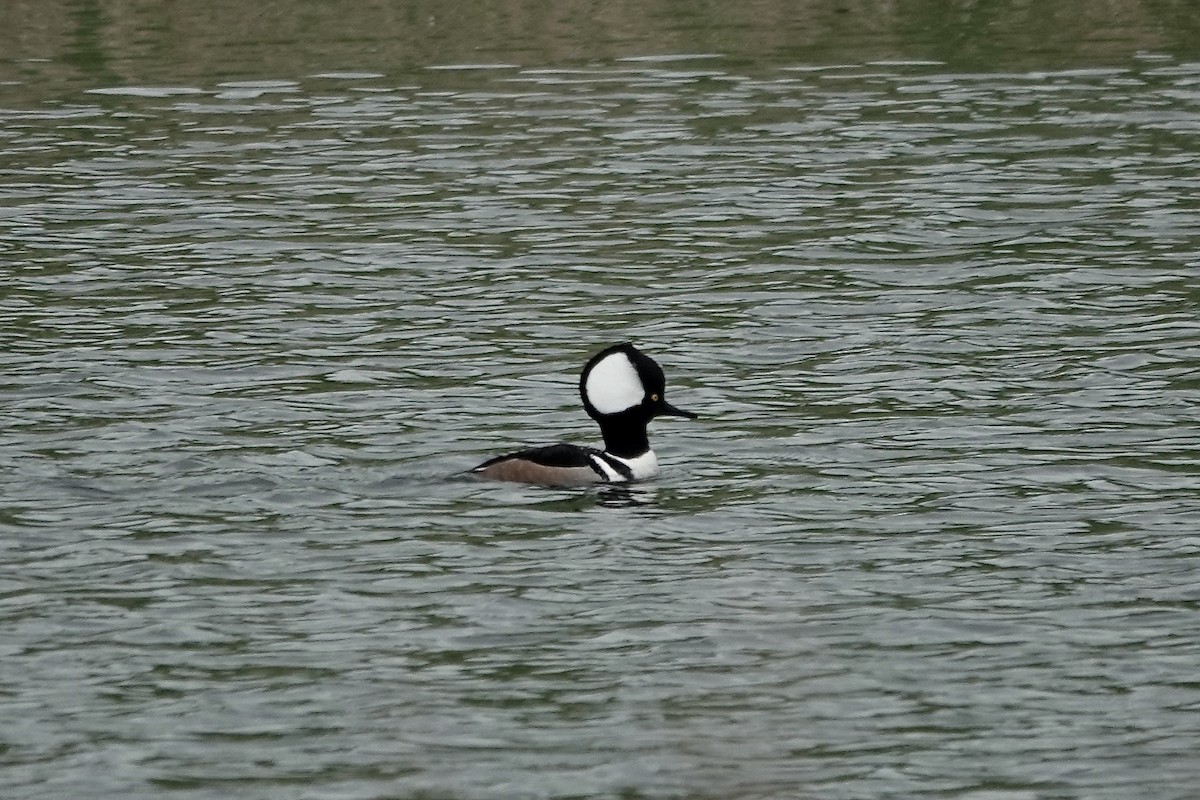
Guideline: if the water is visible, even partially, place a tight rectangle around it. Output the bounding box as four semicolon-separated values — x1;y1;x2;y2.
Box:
3;3;1200;799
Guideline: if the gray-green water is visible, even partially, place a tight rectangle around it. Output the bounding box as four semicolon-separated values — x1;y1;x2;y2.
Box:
3;3;1200;799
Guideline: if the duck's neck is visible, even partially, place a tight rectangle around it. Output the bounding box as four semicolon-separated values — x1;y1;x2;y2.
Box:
597;416;651;459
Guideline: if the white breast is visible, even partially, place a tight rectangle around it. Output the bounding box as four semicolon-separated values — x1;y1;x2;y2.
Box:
606;450;660;481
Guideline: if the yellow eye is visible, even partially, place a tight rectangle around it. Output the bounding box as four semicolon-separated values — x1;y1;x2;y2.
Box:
650;393;659;401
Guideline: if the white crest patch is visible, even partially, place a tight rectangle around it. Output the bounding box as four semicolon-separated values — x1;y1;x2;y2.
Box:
584;352;644;414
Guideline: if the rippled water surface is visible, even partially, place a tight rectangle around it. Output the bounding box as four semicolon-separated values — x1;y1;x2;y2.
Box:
3;42;1200;800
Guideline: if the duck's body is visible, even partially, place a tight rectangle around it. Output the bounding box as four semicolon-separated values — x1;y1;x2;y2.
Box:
471;443;657;486
470;343;695;487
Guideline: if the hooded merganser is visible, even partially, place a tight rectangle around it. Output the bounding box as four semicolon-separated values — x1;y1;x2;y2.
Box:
470;343;697;486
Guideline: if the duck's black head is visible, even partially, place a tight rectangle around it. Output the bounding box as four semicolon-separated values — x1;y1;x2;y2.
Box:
578;342;696;457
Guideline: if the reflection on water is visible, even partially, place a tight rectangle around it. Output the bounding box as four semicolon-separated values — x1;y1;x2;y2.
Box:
3;9;1200;800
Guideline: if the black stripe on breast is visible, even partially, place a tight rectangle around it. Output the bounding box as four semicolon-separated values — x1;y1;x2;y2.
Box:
589;451;633;481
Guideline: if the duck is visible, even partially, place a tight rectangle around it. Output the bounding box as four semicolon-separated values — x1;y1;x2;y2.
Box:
470;343;696;486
